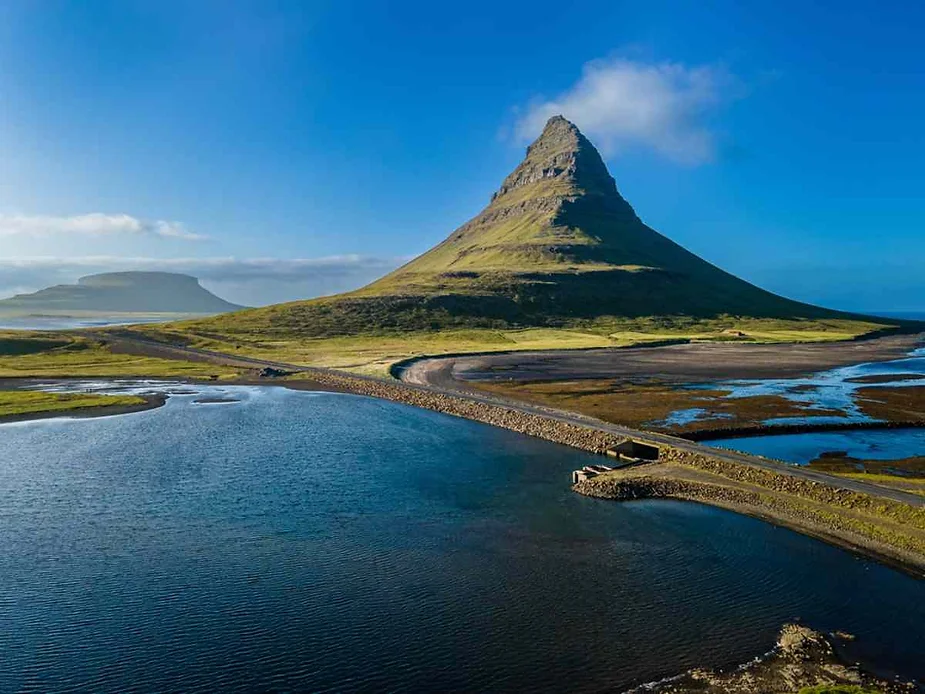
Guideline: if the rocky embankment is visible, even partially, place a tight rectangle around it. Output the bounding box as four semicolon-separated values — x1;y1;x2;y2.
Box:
305;370;623;453
630;624;917;693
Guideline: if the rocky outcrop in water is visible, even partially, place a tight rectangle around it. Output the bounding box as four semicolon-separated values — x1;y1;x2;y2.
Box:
630;624;917;693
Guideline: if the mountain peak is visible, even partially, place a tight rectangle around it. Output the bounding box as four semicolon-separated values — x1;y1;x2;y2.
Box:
493;115;617;202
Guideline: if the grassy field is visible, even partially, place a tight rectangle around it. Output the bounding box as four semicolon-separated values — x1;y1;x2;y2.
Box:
143;315;890;376
0;390;148;418
0;330;239;379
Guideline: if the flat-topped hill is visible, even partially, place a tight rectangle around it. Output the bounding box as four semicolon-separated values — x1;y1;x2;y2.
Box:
0;271;244;317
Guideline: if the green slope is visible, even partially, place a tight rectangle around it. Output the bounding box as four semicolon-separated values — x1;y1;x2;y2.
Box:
185;116;900;339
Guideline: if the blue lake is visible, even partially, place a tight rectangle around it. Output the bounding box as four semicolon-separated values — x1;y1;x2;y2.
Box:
2;387;924;692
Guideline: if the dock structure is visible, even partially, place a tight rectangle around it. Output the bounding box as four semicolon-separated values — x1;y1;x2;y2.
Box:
572;464;614;484
573;438;663;483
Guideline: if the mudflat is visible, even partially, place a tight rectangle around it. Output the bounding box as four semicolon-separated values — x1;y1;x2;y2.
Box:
410;333;924;387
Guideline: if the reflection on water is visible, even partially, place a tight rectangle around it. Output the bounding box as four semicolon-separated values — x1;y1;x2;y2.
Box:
1;387;924;692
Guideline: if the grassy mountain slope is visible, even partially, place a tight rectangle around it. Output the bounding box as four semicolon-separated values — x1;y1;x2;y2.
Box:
185;116;895;344
0;271;243;317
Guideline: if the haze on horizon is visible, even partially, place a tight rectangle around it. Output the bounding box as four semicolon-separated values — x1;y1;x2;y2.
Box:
0;1;923;312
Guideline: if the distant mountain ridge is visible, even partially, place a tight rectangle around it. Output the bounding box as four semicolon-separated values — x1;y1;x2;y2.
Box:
194;116;892;338
0;271;244;317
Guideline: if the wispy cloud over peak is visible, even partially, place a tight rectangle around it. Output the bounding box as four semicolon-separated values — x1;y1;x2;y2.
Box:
0;213;206;240
514;57;738;165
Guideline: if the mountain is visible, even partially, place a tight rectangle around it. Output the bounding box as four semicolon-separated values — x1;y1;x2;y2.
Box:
0;272;244;317
191;116;893;337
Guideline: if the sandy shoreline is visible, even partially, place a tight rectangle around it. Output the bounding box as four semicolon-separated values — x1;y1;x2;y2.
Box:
404;333;925;388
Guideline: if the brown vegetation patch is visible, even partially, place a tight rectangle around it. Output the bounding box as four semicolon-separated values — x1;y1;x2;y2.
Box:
857;385;925;421
473;379;846;433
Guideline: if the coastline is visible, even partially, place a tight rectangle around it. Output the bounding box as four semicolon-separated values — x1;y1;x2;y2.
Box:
0;392;167;425
2;347;925;580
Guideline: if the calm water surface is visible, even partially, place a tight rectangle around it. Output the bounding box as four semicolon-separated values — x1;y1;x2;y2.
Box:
2;387;924;693
706;428;925;465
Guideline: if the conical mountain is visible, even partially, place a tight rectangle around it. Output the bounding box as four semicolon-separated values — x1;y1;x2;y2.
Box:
194;117;885;337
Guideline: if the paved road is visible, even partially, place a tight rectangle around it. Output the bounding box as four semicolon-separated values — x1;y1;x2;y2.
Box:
108;331;925;508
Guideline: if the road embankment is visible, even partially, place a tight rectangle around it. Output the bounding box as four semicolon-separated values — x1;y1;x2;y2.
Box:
299;370;623;453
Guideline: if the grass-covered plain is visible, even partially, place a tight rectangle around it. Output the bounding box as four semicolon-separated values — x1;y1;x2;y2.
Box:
0;331;239;379
145;315;892;376
0;390;148;419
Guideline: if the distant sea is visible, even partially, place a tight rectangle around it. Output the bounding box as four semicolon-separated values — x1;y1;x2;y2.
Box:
0;315;193;331
869;310;925;321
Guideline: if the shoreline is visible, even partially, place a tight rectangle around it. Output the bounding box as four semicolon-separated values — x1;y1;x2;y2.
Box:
0;392;167;425
2;362;925;579
405;332;925;389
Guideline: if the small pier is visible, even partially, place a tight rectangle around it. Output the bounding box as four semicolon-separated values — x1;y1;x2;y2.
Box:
572;438;662;484
572;464;614;484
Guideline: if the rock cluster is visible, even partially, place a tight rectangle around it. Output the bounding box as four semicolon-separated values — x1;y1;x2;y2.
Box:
629;623;917;693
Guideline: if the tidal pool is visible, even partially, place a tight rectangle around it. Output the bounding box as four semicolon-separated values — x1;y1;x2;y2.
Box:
705;427;925;466
1;387;924;692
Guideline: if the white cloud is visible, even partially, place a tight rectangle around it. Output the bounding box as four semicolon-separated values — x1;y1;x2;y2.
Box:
515;57;736;164
0;213;205;240
0;255;407;306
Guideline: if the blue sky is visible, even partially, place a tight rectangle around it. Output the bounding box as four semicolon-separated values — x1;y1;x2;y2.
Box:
0;0;922;310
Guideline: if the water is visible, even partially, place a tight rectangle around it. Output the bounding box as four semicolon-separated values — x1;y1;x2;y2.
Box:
705;428;925;466
675;347;925;426
2;388;924;692
0;315;200;331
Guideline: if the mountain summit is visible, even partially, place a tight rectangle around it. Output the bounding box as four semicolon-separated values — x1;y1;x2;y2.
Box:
350;115;835;322
194;117;870;337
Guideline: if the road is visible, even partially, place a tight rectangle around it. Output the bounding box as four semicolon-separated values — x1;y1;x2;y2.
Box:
108;331;925;508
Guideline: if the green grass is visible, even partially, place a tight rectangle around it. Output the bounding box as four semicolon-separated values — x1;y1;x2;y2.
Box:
142;315;890;377
0;390;147;418
0;331;239;379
